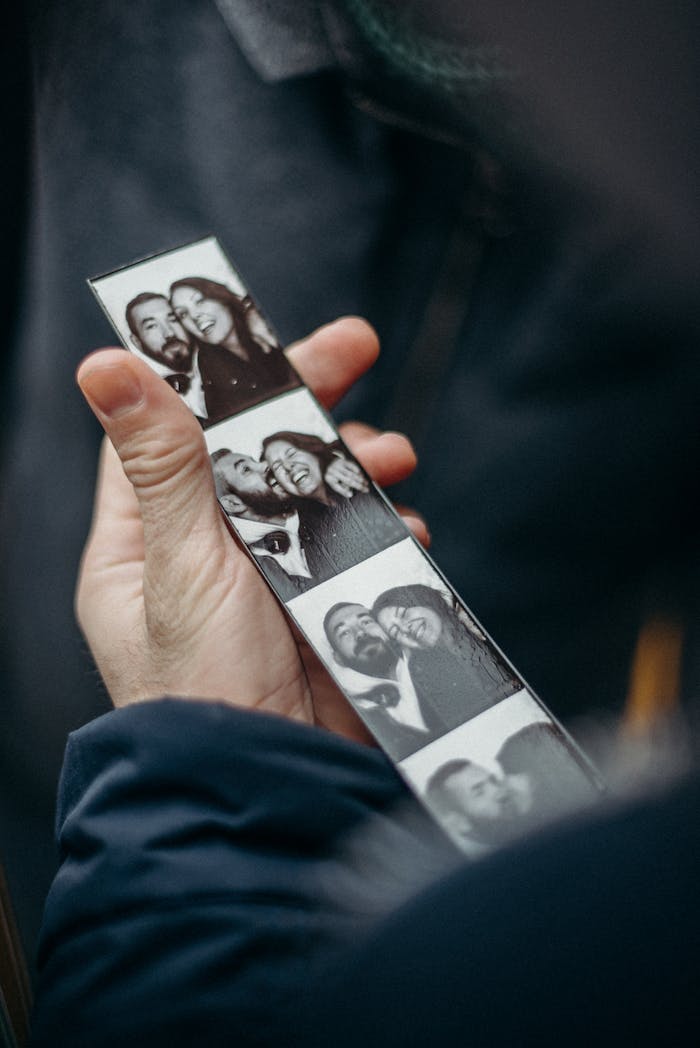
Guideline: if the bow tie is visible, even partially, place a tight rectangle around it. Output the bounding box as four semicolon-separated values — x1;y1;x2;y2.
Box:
164;372;192;394
364;683;401;709
253;530;291;555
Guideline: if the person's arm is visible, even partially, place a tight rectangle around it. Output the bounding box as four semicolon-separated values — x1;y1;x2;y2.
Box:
32;699;406;1047
31;319;430;1045
72;318;425;728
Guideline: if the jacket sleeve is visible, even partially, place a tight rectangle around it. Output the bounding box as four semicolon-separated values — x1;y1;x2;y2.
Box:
30;699;410;1047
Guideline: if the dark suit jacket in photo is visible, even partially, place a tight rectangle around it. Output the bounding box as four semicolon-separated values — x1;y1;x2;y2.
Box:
254;489;407;601
351;668;466;763
299;490;407;579
199;340;300;427
409;643;520;731
351;640;522;761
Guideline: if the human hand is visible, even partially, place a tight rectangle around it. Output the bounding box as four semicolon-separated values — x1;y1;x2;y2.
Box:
324;452;370;498
76;318;427;742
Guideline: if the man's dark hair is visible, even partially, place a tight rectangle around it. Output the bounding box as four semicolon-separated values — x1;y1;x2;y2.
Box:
211;448;294;517
425;759;474;803
210;449;234;501
323;601;364;647
125;291;167;340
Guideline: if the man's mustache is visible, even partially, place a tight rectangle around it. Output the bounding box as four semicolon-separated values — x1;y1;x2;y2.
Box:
354;632;383;657
162;336;190;351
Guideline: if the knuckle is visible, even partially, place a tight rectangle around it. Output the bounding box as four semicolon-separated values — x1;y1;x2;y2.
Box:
121;432;209;496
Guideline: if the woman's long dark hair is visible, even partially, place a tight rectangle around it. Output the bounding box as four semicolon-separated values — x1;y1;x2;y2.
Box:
169;276;260;356
372;583;464;651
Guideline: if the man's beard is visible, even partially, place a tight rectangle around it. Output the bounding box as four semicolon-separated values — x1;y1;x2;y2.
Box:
159;337;193;369
351;634;399;678
240;487;295;518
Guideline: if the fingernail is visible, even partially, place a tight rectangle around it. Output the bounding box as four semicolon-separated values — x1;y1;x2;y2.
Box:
406;515;430;545
79;363;144;418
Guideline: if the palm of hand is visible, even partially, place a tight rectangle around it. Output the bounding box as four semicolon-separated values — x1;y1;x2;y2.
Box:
76;318;426;742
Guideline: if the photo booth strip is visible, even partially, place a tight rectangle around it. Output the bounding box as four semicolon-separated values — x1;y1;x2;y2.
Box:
89;236;604;859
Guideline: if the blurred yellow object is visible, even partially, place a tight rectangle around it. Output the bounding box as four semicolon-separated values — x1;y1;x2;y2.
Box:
623;616;684;735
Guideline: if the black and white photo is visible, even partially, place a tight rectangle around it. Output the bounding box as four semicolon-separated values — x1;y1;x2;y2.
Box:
90;237;301;426
87;236;603;858
204;390;407;599
290;540;523;761
401;691;599;858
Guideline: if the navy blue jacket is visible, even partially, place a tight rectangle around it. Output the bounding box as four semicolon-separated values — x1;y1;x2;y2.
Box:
31;700;428;1045
32;700;700;1046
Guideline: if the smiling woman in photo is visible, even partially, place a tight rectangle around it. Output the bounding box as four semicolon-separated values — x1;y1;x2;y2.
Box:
372;583;520;722
170;277;269;358
167;276;300;423
256;429;406;592
373;583;472;655
261;431;344;507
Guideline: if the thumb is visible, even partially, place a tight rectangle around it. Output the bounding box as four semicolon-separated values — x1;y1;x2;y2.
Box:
77;349;225;565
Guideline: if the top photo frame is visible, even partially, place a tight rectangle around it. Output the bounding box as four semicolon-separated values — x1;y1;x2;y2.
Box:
89;236;301;427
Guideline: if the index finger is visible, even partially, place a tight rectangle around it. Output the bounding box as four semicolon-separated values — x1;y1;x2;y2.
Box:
286;317;379;409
